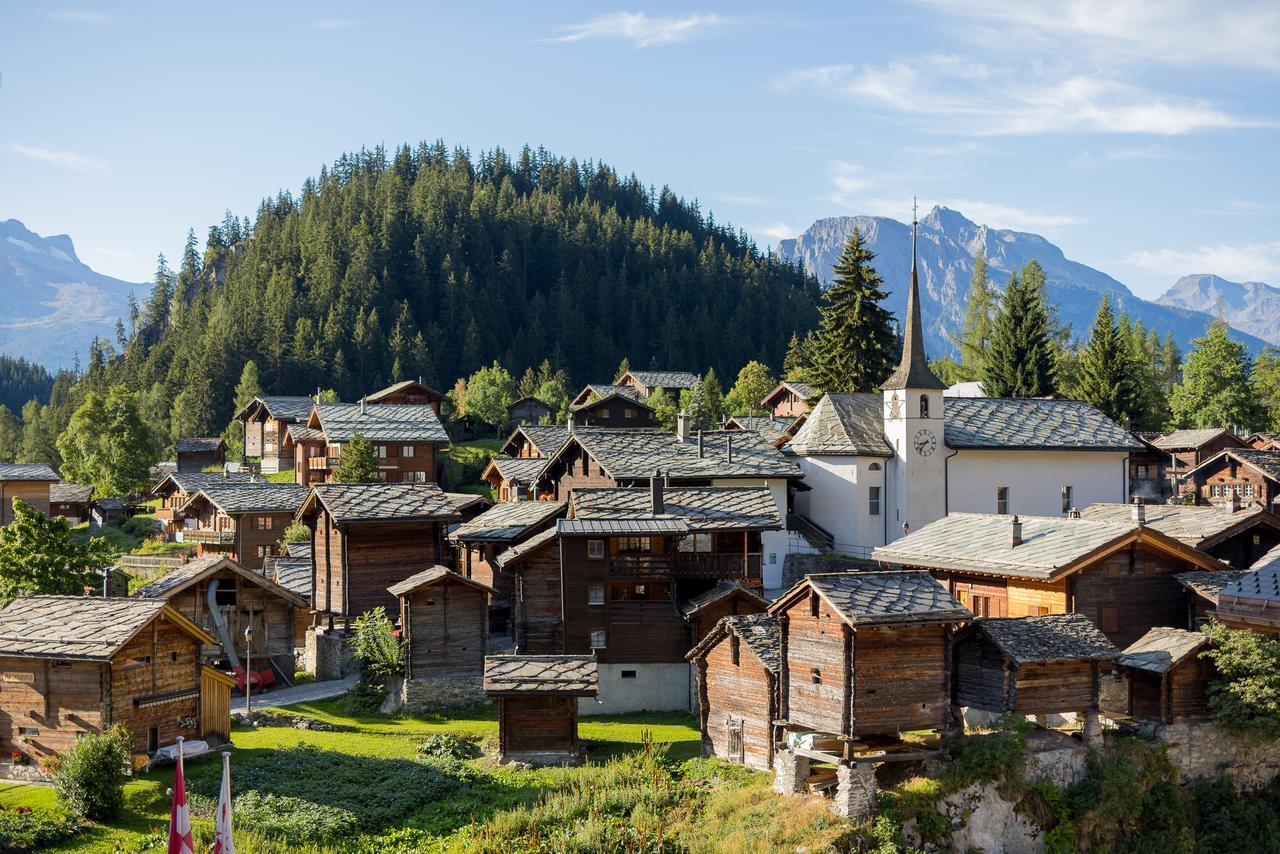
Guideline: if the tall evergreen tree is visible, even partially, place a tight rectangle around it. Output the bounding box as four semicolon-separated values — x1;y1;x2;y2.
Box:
983;270;1057;398
806;230;897;393
222;361;264;456
613;358;631;383
952;250;996;381
1254;347;1280;432
332;432;379;483
1073;296;1137;425
1169;317;1262;430
0;406;19;463
146;253;175;330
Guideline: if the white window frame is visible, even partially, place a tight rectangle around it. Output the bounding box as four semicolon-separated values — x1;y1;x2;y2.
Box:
590;630;606;649
402;445;415;458
587;540;605;560
996;486;1010;515
588;583;605;605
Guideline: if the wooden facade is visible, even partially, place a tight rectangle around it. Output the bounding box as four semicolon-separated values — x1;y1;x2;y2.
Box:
390;568;493;683
1116;628;1216;725
1184;450;1280;511
682;583;770;646
0;464;57;524
689;614;779;771
49;483;93;524
508;396;555;426
175;438;227;473
502;532;564;653
485;655;598;764
1156;429;1246;481
569;394;656;429
761;381;816;418
178;492;301;571
235;396;315;473
365;379;444;413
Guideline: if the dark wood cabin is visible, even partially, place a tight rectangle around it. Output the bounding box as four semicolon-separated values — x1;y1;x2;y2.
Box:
151;472;256;537
0;596;228;760
773;571;969;745
389;567;494;707
49;482;93;525
446;491;494;523
484;655;598;765
1081;502;1280;570
298;482;460;620
1115;627;1216;725
688;614;779;771
1129;435;1172;503
507;396;555;426
176;483;308;570
1153;428;1246;486
0;463;57;524
499;424;571;460
761;380;816;418
681;582;770;646
952;614;1119;717
1176;570;1248;628
1183;449;1280;511
299;401;449;486
482;457;547;502
495;529;562;653
175;438;227;473
874;512;1230;648
289;424;330;488
569;392;656;429
134;554;310;684
365;379;444;413
234;396;315;473
1213;552;1280;634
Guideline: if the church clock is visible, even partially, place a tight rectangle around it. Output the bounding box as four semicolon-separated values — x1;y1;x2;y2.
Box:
913;428;937;457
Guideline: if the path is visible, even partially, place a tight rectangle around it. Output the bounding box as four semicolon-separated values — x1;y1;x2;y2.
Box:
245;674;359;709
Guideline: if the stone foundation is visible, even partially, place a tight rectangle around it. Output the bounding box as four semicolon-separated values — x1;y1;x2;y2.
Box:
832;762;876;819
1157;720;1280;790
1082;711;1104;751
305;627;357;681
772;748;810;795
1023;728;1088;788
400;675;487;712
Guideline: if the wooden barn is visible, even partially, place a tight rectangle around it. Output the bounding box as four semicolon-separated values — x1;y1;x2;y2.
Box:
481;457;547;502
507;396;555;426
234;395;316;473
1115;627;1216;725
494;528;562;653
0;596;227;760
952;614;1119;718
499;424;571;460
176;483;308;570
299;482;461;620
1182;449;1280;510
760;380;817;418
682;582;770;646
301;400;450;486
484;655;598;765
0;463;58;524
569;392;656;429
175;438;227;473
388;567;495;709
688;613;780;771
49;482;94;525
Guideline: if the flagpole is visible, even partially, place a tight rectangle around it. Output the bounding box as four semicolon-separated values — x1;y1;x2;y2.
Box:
216;750;235;854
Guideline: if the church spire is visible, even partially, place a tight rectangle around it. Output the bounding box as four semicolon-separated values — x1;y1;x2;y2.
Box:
883;198;945;390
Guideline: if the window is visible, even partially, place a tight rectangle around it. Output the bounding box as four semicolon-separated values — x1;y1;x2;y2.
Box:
580;455;589;476
375;445;388;459
616;536;651;554
403;445;415;458
601;409;611;419
407;471;427;483
1028;605;1050;616
919;394;930;418
625;408;635;419
588;583;605;605
996;486;1010;515
587;540;605;560
255;516;273;530
590;630;606;649
621;670;637;679
868;462;881;471
869;486;881;517
810;667;821;685
1061;485;1073;514
809;591;820;617
170;651;178;662
1136;465;1148;479
1245;484;1254;498
17;727;38;737
257;545;273;558
730;635;740;666
1100;607;1120;634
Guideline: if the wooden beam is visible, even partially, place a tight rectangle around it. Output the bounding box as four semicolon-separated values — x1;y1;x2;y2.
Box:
840;623;852;739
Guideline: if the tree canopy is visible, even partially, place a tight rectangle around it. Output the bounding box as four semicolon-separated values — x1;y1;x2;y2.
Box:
724;361;776;416
332;432;380;483
983;267;1057;398
1073;295;1137;426
55;386;155;497
0;500;114;600
1169;317;1261;431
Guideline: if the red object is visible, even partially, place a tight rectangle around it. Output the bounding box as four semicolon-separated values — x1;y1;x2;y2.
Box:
257;668;276;687
167;743;194;854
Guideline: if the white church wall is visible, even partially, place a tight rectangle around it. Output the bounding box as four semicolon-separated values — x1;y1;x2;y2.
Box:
793;456;887;557
947;450;1130;517
711;477;791;587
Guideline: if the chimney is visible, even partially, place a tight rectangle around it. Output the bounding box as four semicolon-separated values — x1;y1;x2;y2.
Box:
651;470;664;515
510;479;522;502
1130;497;1146;524
1226;489;1241;514
222;468;229;481
726;432;733;464
697;429;704;458
1067;508;1081;519
676;412;689;442
360;396;367;414
418;376;424;385
567;418;574;434
1009;515;1023;547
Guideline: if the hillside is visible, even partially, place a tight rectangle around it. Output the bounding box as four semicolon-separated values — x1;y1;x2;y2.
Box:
779;207;1268;357
0;219;140;370
1158;274;1280;346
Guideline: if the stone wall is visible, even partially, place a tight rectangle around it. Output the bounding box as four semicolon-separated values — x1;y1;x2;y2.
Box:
1157;720;1280;790
399;675;487;712
304;626;357;681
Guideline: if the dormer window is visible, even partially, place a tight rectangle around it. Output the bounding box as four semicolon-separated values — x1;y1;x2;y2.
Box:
919;395;929;418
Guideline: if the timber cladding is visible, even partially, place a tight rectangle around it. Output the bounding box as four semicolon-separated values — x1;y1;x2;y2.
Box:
1071;546;1199;647
110;621;202;754
954;640;1099;715
312;514;445;619
695;632;776;770
499;695;578;754
513;541;564;654
0;659;103;758
402;581;489;681
0;482;52;524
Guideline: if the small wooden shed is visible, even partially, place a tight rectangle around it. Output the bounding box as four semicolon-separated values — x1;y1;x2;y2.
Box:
682;582;770;646
175;438;228;473
688;614;780;771
1117;627;1216;725
953;614;1120;717
484;655;598;765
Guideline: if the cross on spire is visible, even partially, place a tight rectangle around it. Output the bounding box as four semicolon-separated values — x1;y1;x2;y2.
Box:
882;196;945;391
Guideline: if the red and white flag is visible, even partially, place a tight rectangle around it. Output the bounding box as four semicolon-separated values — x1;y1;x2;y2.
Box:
214;751;235;854
167;738;194;854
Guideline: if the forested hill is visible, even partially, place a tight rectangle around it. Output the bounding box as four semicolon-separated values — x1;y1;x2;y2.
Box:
112;143;820;431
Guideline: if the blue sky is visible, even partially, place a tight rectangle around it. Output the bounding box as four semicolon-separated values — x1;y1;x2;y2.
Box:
2;1;1277;299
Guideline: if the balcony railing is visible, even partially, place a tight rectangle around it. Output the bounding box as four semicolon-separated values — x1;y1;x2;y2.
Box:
179;529;235;545
674;552;762;581
306;456;330;471
609;555;674;579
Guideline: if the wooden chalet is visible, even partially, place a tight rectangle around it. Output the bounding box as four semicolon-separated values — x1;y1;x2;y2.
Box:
447;491;494;523
952;614;1119;718
298;482;461;620
176;483;308;570
761;380;817;418
151;471;258;536
0;463;58;524
873;512;1229;647
388;567;495;708
681;581;770;645
1181;449;1280;511
297;400;450;486
1153;428;1245;485
1247;432;1280;451
569;383;644;409
1115;627;1216;725
499;424;570;460
49;482;93;525
365;379;444;413
484;655;598;765
1128;434;1173;503
234;395;316;473
618;370;700;400
494;529;561;652
481;457;547;502
134;555;310;684
0;596;229;759
288;424;329;488
507;396;555;426
569;392;656;429
1175;570;1249;628
688;613;780;771
175;437;227;473
1081;501;1280;569
1213;546;1280;633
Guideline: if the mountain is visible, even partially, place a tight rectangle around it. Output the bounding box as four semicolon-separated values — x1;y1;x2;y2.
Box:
0;219;141;371
778;207;1268;358
1157;274;1280;346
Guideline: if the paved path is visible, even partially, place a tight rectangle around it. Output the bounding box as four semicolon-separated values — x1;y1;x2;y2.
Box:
246;674;359;709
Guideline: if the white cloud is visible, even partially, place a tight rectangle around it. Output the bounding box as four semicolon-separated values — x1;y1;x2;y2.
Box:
312;19;351;30
47;9;110;25
942;199;1080;231
1070;144;1176;168
551;12;723;48
753;223;797;243
1127;241;1280;282
822;161;874;208
11;144;106;173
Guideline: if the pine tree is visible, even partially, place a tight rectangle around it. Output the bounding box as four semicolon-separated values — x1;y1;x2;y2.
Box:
518;367;538;399
0;406;20;463
702;368;725;427
146;253;174;330
613;357;631;383
1169;317;1262;430
806;230;896;393
1254;347;1280;432
333;432;379;483
782;333;808;382
983;270;1057;398
1073;296;1137;425
952;250;996;382
222;361;263;456
682;382;711;431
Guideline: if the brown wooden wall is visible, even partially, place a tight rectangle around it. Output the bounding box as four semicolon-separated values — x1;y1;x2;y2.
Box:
957;644;1098;717
462;544;514;609
514;542;564;653
0;482;52;523
176;449;224;473
109;619;202;755
1169;657;1215;722
164;571;302;665
779;597;847;733
549;448;619;499
697;634;775;771
499;695;578;755
261;417;295;470
1072;544;1201;647
331;520;444;619
1204;524;1280;569
571;398;655;428
688;593;766;646
402;581;488;681
0;659;104;758
853;624;950;736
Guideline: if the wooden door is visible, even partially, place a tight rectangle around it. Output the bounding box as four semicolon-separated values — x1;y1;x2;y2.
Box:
725;717;745;764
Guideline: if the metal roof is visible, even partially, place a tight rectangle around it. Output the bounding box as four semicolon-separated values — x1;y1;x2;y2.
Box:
0;463;58;482
483;654;598;696
451;501;566;543
312;402;449;444
571;486;782;532
970;614;1120;666
783;570;969;626
1117;627;1210;673
687;613;780;673
943;398;1142;451
557;517;690;536
0;596;207;661
785;394;893;457
305;482;461;523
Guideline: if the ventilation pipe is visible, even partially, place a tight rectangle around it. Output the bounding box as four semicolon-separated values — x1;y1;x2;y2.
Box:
1130;498;1146;524
651;470;664;515
206;579;241;670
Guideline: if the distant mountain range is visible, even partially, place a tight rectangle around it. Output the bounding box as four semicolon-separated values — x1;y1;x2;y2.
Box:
778;207;1270;357
0;219;140;371
1157;274;1280;346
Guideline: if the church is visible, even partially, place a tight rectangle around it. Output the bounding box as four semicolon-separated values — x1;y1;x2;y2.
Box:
787;215;1141;557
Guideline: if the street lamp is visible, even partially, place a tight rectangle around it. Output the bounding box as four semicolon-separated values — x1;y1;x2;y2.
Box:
244;622;254;716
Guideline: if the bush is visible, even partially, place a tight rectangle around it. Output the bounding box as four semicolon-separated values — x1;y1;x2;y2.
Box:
0;807;80;850
342;678;386;715
281;522;310;545
417;733;481;761
350;607;404;681
51;725;132;820
1201;621;1280;737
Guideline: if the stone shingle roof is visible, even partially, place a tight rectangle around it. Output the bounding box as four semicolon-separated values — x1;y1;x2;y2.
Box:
1118;627;1210;673
152;471;257;497
784;394;893;457
50;482;93;504
972;614;1120;666
1152;428;1239;450
571;486;782;532
262;555;312;599
489;457;549;484
625;371;700;391
1218;545;1280;603
564;428;802;480
943;398;1142;451
306;482;461;523
688;613;780;673
579;384;645;403
175;437;225;454
312;402;449;444
135;554;306;605
365;379;442;402
182;483;308;515
451;501;566;543
1176;570;1248;604
501;425;571;458
558;517;690;536
285;541;311;559
0;463;58;481
795;570;969;625
286;424;326;444
495;527;557;569
728;416;801;445
484;654;598;696
0;596;186;661
1080;503;1278;548
680;581;770;617
571;390;655;413
446;492;492;514
387;565;497;598
256;396;316;421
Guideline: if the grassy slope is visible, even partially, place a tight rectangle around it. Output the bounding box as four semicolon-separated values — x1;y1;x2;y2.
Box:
442;439;504;499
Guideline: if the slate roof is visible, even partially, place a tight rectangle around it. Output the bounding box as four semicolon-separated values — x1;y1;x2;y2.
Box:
285;541;311;559
0;596;196;661
943;398;1142;451
571;486;782;531
728;416;801;445
764;380;816;403
305;482;461;523
451;501;566;543
501;425;571;458
972;614;1120;666
489;457;550;484
365;379;442;402
495;527;557;569
625;371;700;391
152;471;257;496
0;463;58;481
576;384;645;405
791;570;970;625
483;654;598;696
446;492;492;514
1118;627;1210;673
680;581;770;617
286;424;326;444
175;437;225;454
387;565;497;598
558;518;690;536
571;391;655;412
134;554;307;605
312;402;449;444
262;556;312;599
563;428;802;480
182;483;308;515
1176;570;1248;603
255;396;316;421
1153;428;1240;450
50;482;93;504
688;613;780;673
1217;545;1280;604
785;394;893;457
1079;503;1280;547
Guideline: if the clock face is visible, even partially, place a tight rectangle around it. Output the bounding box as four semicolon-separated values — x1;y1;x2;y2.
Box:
913;428;937;457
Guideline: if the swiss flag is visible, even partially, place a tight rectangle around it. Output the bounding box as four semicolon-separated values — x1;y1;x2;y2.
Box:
167;739;194;854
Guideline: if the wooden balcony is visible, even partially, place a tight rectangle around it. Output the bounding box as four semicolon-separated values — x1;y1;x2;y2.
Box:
306;456;332;471
154;507;176;521
180;529;236;546
674;552;762;581
609;555;674;579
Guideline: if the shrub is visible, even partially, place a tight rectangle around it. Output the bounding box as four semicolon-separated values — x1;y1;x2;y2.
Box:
51;725;132;819
350;607;404;681
292;670;315;684
945;714;1032;787
224;791;359;844
280;521;310;545
119;516;159;537
1201;621;1280;737
342;678;387;715
0;807;80;849
417;733;481;761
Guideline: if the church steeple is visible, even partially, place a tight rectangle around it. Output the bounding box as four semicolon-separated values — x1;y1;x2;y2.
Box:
883;200;945;390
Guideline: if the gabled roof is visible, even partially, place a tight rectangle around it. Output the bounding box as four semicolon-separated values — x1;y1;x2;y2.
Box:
570;384;643;407
772;570;969;626
286;424;326;444
727;415;804;446
1176;570;1248;604
1185;448;1280;485
1079;503;1280;549
495;527;558;569
1152;428;1243;451
151;471;257;497
135;555;307;606
262;555;312;599
1214;548;1280;629
50;482;94;504
570;486;782;532
1117;627;1211;673
943;398;1142;451
0;596;214;661
548;428;802;481
571;391;655;413
500;425;571;458
364;379;443;403
508;395;555;414
285;541;311;559
622;370;700;391
784;394;893;457
0;463;58;482
310;402;449;444
967;614;1120;666
236;395;316;423
300;482;461;524
559;517;689;536
446;492;493;514
175;437;226;454
180;483;308;515
761;380;816;407
687;613;780;673
873;512;1226;580
680;581;770;617
450;500;566;543
484;457;548;485
387;565;497;598
483;654;598;696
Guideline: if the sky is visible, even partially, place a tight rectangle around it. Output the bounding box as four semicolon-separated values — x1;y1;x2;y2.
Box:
1;1;1278;299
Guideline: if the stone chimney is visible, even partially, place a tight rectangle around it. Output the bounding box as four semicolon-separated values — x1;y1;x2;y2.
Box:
1067;508;1082;519
697;429;704;458
1009;515;1023;547
359;396;367;414
1226;490;1241;514
676;413;690;442
1130;497;1146;524
726;432;734;464
651;470;664;515
510;479;523;502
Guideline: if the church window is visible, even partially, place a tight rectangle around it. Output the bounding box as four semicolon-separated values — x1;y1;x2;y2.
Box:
996;487;1010;515
919;395;929;418
868;462;881;471
869;486;881;516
